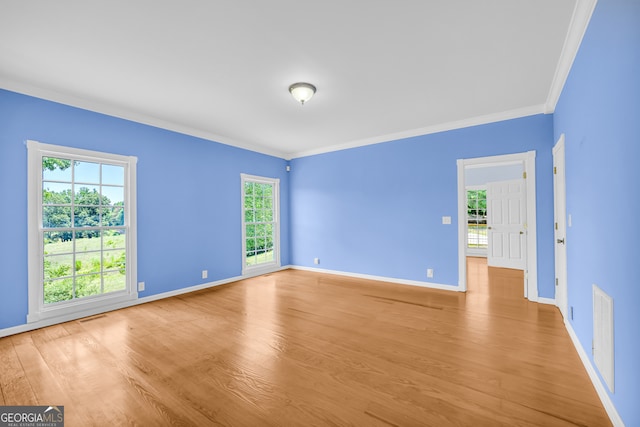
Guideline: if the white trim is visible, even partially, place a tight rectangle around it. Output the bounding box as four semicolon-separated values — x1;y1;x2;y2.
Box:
290;265;462;292
538;297;556;306
564;319;624;427
2;78;288;159
290;105;545;159
544;0;598;113
553;134;569;318
1;265;290;339
457;151;538;300
26;140;138;323
240;173;281;276
2;78;548;162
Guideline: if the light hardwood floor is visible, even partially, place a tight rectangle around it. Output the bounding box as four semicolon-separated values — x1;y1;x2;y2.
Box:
0;259;611;426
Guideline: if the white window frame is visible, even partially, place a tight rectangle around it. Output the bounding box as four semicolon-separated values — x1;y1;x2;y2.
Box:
27;140;138;324
241;174;280;276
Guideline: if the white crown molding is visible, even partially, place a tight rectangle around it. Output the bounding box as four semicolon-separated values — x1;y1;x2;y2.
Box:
0;77;288;159
288;104;546;160
544;0;598;113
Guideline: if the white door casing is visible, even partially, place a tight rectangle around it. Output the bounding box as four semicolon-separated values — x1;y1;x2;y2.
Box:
487;179;527;270
457;151;538;300
553;134;568;318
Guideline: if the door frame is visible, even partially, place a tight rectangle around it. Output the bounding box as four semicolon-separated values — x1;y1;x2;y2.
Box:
456;151;538;300
553;134;568;317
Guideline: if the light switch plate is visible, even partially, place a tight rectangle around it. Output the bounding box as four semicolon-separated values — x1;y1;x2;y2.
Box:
442;216;451;225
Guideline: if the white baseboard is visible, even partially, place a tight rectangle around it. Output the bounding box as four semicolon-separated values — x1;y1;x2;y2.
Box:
289;265;463;292
564;319;624;426
0;265;289;339
538;297;556;305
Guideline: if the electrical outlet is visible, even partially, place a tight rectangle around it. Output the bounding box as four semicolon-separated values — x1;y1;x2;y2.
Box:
138;282;145;291
202;270;208;279
570;306;574;320
427;268;434;278
313;258;320;265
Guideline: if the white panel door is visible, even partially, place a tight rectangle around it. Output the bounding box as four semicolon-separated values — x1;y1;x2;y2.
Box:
487;179;526;270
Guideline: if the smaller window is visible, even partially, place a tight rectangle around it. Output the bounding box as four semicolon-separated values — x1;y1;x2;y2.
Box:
241;174;280;274
466;188;487;251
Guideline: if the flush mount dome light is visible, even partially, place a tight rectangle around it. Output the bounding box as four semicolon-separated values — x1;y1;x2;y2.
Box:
289;82;316;105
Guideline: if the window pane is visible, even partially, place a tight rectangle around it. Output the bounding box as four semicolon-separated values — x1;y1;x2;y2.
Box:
104;271;126;293
102;164;124;185
76;274;101;298
103;249;126;273
75;230;102;252
244;182;254;196
43;206;71;228
245;224;255;238
263;185;273;198
74;186;101;205
264;210;273;222
44;254;74;280
102;186;124;206
103;230;126;250
255;184;264;197
44;278;74;304
245;210;255;222
74;206;101;227
43;183;72;204
102;207;124;226
75;251;101;276
246;238;256;253
262;250;274;263
42;157;72;181
74;161;100;184
44;231;73;254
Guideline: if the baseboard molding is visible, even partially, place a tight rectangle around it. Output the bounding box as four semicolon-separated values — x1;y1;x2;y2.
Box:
564;319;624;427
0;265;289;339
538;297;556;305
289;265;462;292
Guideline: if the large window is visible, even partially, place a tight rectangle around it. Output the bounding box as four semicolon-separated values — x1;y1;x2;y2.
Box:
27;141;137;323
467;187;488;252
241;174;280;274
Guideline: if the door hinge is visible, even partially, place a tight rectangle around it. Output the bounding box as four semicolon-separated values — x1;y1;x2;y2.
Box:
554;166;557;175
556;278;558;286
555;222;558;230
522;171;527;179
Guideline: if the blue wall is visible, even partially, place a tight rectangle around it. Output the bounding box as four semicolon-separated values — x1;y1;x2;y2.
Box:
553;0;640;424
0;89;289;330
290;114;555;294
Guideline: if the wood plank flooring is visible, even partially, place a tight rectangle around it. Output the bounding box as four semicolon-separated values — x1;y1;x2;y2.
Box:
0;259;611;426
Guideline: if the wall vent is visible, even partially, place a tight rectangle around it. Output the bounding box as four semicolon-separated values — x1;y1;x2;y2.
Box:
593;284;614;393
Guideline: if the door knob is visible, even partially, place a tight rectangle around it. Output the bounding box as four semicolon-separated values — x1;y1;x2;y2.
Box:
557;238;565;244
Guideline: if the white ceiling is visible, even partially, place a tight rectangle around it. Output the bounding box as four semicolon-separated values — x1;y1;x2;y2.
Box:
0;1;589;159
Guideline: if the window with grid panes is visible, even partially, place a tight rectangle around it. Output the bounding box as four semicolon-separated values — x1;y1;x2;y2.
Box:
241;174;280;273
27;141;137;323
466;188;488;250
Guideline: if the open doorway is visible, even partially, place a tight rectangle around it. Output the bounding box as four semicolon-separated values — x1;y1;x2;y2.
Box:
456;151;538;301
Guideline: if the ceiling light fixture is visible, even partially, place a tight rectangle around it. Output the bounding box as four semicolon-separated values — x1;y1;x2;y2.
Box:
289;82;316;105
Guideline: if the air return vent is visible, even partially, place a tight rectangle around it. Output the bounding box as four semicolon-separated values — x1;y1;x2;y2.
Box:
593;284;614;392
